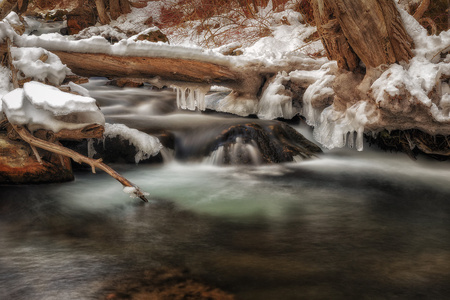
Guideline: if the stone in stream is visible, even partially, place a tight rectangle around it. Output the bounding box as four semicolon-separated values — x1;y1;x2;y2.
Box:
72;119;322;165
0;133;73;183
180;121;322;165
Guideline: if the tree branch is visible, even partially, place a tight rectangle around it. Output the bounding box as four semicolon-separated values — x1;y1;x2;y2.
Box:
11;123;149;202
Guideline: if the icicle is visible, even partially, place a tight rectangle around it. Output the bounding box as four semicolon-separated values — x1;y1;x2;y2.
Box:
87;138;97;158
172;84;210;111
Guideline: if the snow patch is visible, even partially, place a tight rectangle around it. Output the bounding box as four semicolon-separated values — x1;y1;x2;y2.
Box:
104;123;163;163
123;186;149;199
2;81;104;133
11;47;71;86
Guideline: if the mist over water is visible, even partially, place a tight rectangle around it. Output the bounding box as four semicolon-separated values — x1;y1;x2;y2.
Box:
1;81;450;299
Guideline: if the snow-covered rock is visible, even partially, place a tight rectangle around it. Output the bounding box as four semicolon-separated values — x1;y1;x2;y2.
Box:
2;81;104;133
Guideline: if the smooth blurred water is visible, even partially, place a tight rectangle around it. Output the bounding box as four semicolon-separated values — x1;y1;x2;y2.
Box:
1;82;450;299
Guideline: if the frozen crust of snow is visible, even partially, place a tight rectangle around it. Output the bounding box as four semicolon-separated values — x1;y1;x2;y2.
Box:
104;123;163;164
23;81;99;116
2;81;105;133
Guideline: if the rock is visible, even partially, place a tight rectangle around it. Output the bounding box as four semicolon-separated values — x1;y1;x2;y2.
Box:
176;120;322;164
135;27;169;44
0;133;73;184
367;129;450;161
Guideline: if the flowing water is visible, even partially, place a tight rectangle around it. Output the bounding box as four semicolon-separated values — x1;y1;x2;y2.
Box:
1;80;450;299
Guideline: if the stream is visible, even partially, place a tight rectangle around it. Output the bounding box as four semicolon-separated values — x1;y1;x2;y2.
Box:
1;80;450;299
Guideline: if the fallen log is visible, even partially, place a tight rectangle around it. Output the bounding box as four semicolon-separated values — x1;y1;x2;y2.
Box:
49;50;240;85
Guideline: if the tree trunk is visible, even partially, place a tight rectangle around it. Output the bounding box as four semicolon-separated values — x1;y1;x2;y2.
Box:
109;0;120;20
119;0;131;15
311;0;414;70
95;0;110;24
0;0;17;20
311;0;359;70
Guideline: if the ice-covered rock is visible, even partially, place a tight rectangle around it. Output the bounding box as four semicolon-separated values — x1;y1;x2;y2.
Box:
104;123;163;163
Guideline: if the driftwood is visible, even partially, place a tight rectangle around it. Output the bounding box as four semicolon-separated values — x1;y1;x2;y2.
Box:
11;124;149;202
311;0;414;70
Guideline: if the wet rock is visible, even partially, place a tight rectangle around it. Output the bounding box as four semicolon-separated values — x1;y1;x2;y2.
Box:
177;120;322;164
367;129;450;161
62;131;172;165
0;133;73;183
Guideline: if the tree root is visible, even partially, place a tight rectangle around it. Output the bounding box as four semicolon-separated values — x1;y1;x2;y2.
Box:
11;123;149;202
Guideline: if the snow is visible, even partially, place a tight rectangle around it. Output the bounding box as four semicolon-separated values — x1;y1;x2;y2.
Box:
2;81;105;133
24;81;99;115
5;12;22;27
122;186;149;199
0;3;448;153
104;123;163;163
11;46;71;86
369;6;450;125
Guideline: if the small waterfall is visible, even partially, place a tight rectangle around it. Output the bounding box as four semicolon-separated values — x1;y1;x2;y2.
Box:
204;137;263;165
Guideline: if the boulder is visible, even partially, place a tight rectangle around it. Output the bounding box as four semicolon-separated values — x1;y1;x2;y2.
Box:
0;132;73;184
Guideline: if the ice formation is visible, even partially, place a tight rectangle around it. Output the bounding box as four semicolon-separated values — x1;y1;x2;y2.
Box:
296;5;450;151
104;123;163;163
209;91;258;117
313;101;376;151
257;71;297;120
2;81;105;132
173;84;210;111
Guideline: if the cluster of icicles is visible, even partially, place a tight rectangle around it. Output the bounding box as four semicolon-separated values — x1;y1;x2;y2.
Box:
173;85;210;111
